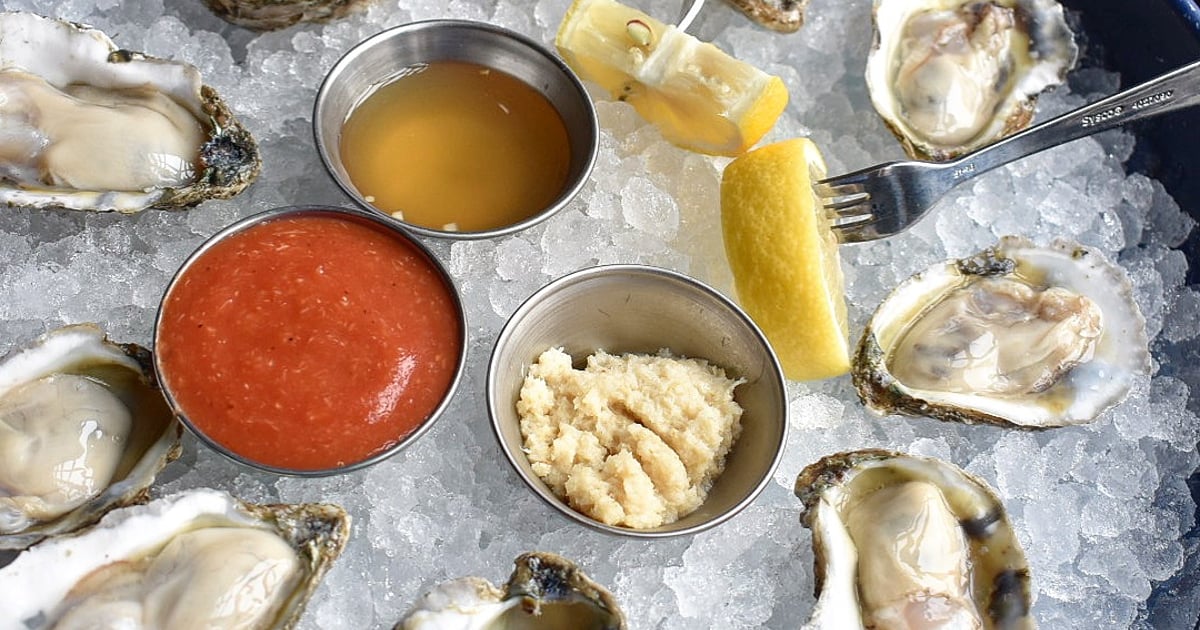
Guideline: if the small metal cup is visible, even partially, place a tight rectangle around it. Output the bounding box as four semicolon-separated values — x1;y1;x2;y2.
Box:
487;265;789;537
313;20;598;239
154;205;468;476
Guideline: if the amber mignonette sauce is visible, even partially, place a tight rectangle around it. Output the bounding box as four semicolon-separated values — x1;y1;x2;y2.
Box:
339;60;572;232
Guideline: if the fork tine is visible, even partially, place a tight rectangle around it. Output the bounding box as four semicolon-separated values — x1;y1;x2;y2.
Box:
831;217;882;244
834;228;874;244
813;181;866;198
825;208;873;228
817;157;956;242
821;196;871;213
828;208;873;226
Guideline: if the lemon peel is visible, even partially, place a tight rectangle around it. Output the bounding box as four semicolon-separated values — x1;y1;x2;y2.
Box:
720;138;850;381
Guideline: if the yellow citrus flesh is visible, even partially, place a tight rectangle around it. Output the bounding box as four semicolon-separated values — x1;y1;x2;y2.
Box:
720;138;850;381
555;0;788;156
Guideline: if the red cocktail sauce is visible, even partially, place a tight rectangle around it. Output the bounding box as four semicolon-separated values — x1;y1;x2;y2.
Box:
156;213;462;471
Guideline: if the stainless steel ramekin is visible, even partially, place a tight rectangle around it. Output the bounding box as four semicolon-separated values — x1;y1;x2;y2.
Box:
314;20;598;239
487;264;789;537
154;205;468;476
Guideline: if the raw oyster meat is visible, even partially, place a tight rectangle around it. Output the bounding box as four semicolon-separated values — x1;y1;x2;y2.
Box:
795;449;1033;630
864;0;1077;161
202;0;374;31
0;324;181;550
397;551;626;629
0;12;260;213
853;236;1149;428
0;488;350;629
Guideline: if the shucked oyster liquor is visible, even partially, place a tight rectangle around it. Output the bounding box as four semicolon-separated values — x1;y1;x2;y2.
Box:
853;236;1149;428
865;0;1077;161
0;324;181;550
0;488;350;629
397;551;626;629
0;12;260;213
795;449;1033;630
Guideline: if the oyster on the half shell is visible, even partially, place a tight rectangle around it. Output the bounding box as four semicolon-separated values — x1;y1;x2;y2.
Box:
853;236;1149;428
865;0;1077;161
0;324;181;550
0;488;350;629
795;449;1033;630
0;12;260;213
397;551;627;629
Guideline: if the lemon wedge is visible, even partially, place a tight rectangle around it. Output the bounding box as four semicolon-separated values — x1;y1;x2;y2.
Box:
555;0;789;156
720;138;850;381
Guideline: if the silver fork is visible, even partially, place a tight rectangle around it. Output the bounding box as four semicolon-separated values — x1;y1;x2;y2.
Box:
818;58;1200;243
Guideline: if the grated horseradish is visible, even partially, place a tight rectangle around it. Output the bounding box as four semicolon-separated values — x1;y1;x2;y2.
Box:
517;347;744;528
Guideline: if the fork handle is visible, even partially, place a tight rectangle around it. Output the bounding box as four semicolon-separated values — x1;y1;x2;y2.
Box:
946;58;1200;182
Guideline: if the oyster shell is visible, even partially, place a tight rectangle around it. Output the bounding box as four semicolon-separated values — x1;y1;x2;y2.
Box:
865;0;1078;161
0;488;350;629
396;551;627;629
853;236;1149;428
725;0;810;33
0;324;181;550
795;449;1033;630
202;0;374;31
0;12;260;213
